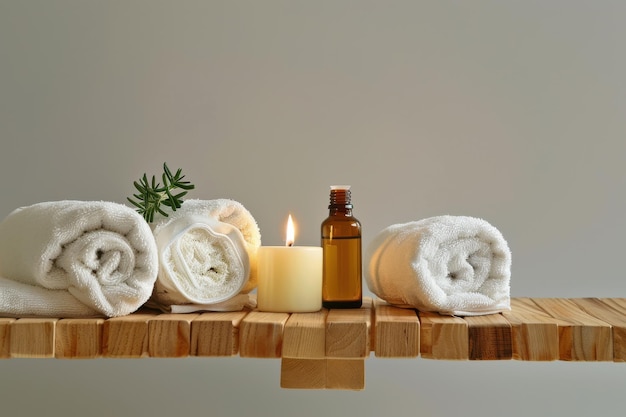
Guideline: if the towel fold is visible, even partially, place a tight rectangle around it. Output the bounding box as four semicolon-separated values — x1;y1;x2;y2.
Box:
0;201;159;317
149;199;261;311
151;293;257;314
366;215;511;316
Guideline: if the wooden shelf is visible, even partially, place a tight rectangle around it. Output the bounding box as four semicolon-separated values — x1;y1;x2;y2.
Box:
2;297;626;390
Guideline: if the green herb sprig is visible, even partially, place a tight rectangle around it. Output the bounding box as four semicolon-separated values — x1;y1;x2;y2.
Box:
128;163;195;222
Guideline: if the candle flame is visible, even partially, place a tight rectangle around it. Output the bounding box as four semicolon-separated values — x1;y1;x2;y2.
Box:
286;214;295;247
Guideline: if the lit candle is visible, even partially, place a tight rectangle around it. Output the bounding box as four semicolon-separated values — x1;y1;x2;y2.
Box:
257;214;323;313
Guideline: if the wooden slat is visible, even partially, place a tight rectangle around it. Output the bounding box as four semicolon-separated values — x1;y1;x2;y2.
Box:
282;310;328;359
326;359;365;390
2;297;626;391
571;298;626;362
326;298;372;359
503;298;559;361
55;318;104;359
419;311;468;360
602;298;626;311
531;298;613;361
280;358;326;389
148;313;199;358
373;300;419;358
10;318;57;358
239;311;290;358
0;318;15;358
601;298;626;360
465;314;512;360
102;312;156;358
191;311;248;357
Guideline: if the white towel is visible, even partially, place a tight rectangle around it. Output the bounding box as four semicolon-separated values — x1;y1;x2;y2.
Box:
0;201;159;317
366;215;511;316
149;199;261;311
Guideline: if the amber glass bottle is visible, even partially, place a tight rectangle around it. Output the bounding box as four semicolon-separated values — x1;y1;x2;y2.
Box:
321;185;362;309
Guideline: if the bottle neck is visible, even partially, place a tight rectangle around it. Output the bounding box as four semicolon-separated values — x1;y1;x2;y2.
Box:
329;205;353;216
328;188;353;216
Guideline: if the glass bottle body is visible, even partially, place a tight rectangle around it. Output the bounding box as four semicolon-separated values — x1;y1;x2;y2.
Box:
321;208;362;309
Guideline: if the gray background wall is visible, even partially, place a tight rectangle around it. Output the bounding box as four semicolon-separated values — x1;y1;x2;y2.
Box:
1;1;625;416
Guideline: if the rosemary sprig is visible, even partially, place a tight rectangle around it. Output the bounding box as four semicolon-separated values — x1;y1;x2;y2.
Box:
127;163;195;222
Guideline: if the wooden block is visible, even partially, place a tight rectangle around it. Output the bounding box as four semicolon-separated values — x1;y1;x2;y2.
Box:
571;298;626;362
532;298;612;361
148;314;199;358
503;298;559;361
419;311;468;360
55;318;104;359
373;300;419;358
465;314;512;360
325;359;365;390
282;310;328;359
598;299;626;361
280;358;326;389
102;312;157;358
0;318;15;359
326;298;372;358
191;311;248;357
10;318;57;358
239;311;290;358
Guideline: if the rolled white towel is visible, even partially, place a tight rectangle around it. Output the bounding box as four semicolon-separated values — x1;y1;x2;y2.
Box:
366;215;511;316
0;201;159;317
149;199;261;311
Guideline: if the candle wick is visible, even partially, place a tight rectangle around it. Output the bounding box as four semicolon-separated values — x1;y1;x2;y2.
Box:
287;241;294;247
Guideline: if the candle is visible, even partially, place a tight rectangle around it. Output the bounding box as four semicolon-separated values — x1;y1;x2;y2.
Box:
257;215;323;313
